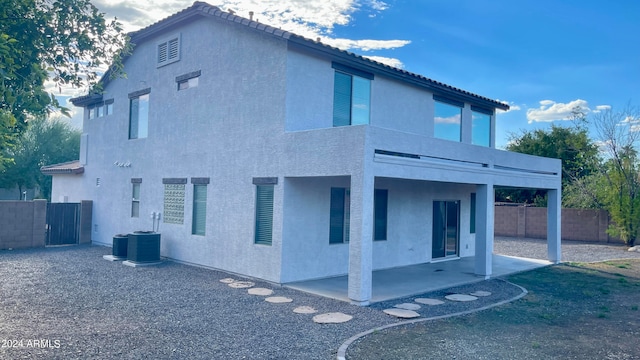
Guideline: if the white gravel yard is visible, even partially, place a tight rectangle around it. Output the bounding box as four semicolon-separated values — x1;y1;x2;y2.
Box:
1;238;636;360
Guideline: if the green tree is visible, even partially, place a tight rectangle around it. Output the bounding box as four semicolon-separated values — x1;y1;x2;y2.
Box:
498;123;600;206
0;116;80;200
589;105;640;247
0;0;129;170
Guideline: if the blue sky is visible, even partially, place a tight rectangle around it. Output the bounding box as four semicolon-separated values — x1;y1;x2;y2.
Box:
66;0;638;148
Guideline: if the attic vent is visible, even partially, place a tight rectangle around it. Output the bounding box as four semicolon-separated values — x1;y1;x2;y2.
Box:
157;34;181;67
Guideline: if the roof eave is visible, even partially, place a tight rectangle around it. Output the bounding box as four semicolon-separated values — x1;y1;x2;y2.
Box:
69;94;103;107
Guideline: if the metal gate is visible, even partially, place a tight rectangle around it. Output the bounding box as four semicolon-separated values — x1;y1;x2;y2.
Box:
46;203;81;246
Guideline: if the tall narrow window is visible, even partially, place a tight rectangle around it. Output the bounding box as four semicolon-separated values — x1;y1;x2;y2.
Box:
329;188;350;244
333;69;371;127
374;189;388;241
254;185;274;245
471;109;492;147
434;99;462;142
129;92;149;139
192;184;207;236
470;193;476;233
131;183;140;218
105;100;114;115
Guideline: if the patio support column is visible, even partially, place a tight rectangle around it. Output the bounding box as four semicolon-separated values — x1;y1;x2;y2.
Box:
475;183;494;278
547;188;562;263
348;173;375;306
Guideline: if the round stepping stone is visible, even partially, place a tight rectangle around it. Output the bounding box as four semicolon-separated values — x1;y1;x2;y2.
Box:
265;296;293;303
293;306;317;314
470;290;492;297
248;288;273;296
228;281;255;289
394;303;421;311
219;278;236;284
313;312;353;324
415;298;445;306
445;294;478;302
383;308;420;319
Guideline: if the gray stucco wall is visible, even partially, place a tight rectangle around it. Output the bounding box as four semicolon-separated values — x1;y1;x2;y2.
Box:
280;177;477;283
65;11;561;284
80;16;289;282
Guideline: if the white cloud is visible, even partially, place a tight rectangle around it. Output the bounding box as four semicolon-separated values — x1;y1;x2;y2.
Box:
326;38;411;51
619;116;640;124
619;115;640;132
594;105;612;113
362;55;404;68
369;0;388;11
93;0;410;52
526;99;590;123
435;115;461;124
495;99;521;114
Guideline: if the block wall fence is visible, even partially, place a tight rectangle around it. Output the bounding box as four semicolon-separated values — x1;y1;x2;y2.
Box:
0;200;47;250
0;201;619;249
0;200;92;250
495;206;621;243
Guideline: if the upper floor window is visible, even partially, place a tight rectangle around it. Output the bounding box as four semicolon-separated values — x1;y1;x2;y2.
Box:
87;99;113;120
176;70;201;91
128;89;150;139
471;107;492;147
434;97;463;142
157;34;181;67
332;63;373;127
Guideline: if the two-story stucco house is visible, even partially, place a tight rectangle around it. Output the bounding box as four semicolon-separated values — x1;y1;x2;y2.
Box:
61;1;561;305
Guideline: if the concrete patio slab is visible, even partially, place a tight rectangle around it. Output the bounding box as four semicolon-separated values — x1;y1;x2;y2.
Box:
285;254;550;304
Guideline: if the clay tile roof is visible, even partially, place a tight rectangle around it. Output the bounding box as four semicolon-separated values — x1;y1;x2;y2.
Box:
72;1;508;111
40;160;84;175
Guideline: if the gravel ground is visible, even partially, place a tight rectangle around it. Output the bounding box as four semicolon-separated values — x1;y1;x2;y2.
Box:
494;236;640;262
0;245;398;360
1;238;636;360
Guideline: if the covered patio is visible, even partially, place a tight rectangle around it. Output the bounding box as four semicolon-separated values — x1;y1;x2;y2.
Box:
285;254;551;303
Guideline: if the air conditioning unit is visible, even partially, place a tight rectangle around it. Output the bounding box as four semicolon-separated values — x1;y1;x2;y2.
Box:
112;234;129;259
127;231;161;263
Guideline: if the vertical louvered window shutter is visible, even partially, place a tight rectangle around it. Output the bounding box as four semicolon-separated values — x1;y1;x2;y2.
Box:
158;42;168;64
168;38;179;61
374;189;388;240
254;185;274;245
333;72;352;127
192;185;207;235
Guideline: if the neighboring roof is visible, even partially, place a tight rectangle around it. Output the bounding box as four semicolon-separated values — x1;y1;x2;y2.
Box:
40;160;84;175
71;1;509;111
69;94;103;107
